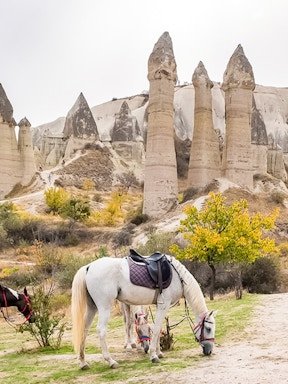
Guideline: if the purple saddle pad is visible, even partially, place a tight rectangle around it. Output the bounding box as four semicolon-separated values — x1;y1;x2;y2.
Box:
127;257;172;290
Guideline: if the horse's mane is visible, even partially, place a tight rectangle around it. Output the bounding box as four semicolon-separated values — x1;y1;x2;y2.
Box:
168;256;208;317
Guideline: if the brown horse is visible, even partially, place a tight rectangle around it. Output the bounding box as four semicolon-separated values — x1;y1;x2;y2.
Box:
0;285;35;323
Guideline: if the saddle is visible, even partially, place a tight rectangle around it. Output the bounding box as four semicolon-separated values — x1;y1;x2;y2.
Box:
129;249;172;293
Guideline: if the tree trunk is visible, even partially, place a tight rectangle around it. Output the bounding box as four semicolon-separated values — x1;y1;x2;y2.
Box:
235;267;243;300
208;263;216;300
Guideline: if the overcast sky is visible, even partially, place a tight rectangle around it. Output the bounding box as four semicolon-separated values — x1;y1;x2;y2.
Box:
1;0;287;127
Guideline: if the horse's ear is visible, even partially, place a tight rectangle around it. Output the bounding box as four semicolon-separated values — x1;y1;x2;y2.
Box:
24;287;28;296
209;310;218;317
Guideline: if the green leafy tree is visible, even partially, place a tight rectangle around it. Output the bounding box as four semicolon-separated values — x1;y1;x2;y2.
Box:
44;187;69;214
171;192;278;300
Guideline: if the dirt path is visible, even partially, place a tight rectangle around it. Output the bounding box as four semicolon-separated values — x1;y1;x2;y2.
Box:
121;293;288;384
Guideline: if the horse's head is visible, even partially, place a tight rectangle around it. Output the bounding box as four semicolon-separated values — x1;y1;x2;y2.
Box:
194;310;216;356
16;287;35;323
135;310;151;353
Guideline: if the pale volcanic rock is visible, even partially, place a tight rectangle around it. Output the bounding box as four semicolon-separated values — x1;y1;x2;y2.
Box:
251;96;268;175
63;92;99;139
267;149;287;182
222;45;255;189
0;87;37;198
110;101;144;162
18;117;37;185
187;61;221;188
111;101;141;142
143;32;178;217
0;86;21;197
222;45;255;91
0;83;13;123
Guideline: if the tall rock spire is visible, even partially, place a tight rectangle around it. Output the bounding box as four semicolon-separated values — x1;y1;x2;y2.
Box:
63;92;99;139
18;117;37;184
187;61;221;188
0;83;13;123
221;45;255;188
0;84;21;198
143;32;178;217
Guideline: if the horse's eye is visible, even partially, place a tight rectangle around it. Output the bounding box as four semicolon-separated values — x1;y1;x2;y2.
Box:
206;327;211;333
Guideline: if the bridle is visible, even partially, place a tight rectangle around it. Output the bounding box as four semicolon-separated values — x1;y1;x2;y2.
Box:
134;312;151;344
182;300;215;346
0;289;33;326
193;313;215;344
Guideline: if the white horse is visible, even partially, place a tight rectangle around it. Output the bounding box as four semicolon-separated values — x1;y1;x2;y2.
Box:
71;255;216;369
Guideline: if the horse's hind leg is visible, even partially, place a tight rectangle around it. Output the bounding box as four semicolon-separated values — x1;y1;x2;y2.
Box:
79;305;97;370
122;303;137;351
97;306;119;368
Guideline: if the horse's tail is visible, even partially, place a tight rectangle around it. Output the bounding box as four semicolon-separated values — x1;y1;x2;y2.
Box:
71;265;89;353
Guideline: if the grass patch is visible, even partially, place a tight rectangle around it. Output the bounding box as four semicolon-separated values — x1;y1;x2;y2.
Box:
0;293;260;383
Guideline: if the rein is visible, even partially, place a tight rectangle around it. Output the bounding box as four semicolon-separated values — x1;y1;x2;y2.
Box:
147;299;214;345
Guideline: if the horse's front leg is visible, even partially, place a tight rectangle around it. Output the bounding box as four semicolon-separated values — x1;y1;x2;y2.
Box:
149;302;169;363
97;307;119;368
79;306;96;370
122;303;137;351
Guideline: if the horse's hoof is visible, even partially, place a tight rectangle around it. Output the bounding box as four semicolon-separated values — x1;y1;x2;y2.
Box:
125;345;133;352
80;363;90;370
110;361;119;369
158;352;164;359
151;357;160;364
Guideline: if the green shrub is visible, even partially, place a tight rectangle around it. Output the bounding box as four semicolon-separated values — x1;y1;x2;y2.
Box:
35;244;64;275
61;197;91;221
137;232;176;255
242;256;281;294
113;229;132;247
270;190;288;205
3;269;41;288
56;254;95;289
182;187;199;203
0;224;8;248
19;284;66;349
130;213;149;226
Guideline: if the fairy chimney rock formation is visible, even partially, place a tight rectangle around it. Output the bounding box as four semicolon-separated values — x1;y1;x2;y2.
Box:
18;117;37;184
63;92;99;140
0;85;21;197
111;101;141;142
143;32;178;217
0;83;13;123
187;61;221;188
111;101;144;162
221;45;255;189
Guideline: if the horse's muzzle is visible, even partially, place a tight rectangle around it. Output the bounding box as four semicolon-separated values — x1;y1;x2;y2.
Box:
201;341;213;356
28;313;36;323
142;341;149;354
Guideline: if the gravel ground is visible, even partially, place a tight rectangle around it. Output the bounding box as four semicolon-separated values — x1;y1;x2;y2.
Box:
117;293;288;384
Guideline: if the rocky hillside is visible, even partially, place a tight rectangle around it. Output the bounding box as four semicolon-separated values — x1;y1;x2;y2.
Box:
32;84;288;147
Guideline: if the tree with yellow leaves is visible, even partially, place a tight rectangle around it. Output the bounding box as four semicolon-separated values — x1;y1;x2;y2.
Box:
170;193;279;300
